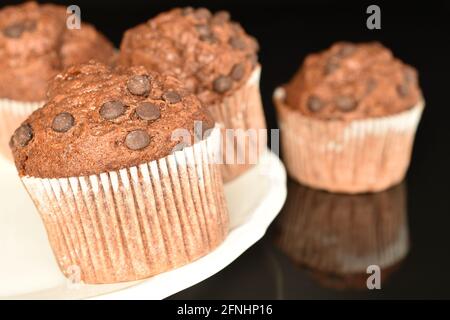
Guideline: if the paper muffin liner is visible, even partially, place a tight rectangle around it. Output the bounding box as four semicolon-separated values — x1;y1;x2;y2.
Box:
207;66;267;182
275;181;408;275
0;98;44;161
21;128;229;284
274;87;424;193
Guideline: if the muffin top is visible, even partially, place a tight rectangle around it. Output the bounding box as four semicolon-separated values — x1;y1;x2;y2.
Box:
284;42;422;120
119;7;259;105
10;61;214;179
0;1;115;102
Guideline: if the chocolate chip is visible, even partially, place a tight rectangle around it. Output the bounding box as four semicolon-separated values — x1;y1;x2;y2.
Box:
136;102;161;121
247;54;258;68
3;23;25;38
162;91;182;104
405;69;415;83
230;63;245;81
200;33;217;44
307;96;324;112
324;59;339;75
397;69;415;97
211;11;230;24
323;45;355;75
11;124;33;148
127;75;150;96
196;24;211;37
100;100;126;120
196;24;216;43
397;83;409;97
336;96;357;112
229;36;247;50
337;45;356;58
181;7;194;16
125;130;150;150
213;76;233;93
52;112;75;132
194;8;212;20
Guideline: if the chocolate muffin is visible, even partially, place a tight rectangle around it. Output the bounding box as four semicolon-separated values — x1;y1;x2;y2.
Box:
275;180;409;287
0;2;115;159
11;61;229;284
119;7;267;182
274;42;425;193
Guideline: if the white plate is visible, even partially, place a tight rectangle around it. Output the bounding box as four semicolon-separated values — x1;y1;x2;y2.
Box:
0;150;287;300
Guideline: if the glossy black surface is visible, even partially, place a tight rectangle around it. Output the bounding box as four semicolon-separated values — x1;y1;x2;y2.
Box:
3;0;449;299
172;180;427;299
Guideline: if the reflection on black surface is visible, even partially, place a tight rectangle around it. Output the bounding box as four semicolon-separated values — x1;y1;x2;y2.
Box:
274;180;409;290
171;180;412;299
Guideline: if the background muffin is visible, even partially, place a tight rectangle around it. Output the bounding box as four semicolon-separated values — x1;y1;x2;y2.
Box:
119;7;266;182
285;42;421;120
0;1;115;159
11;61;229;284
274;42;424;193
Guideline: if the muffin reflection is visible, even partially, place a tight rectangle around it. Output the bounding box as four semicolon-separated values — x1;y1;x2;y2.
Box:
308;262;403;290
275;180;409;289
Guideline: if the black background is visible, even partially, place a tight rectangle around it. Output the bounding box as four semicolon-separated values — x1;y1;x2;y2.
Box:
2;0;450;299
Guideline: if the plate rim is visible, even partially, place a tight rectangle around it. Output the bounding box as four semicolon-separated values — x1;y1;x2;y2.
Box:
2;150;287;300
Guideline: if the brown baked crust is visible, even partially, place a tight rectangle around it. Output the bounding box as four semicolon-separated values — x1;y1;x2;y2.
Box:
119;7;259;105
284;42;422;120
0;2;115;102
10;61;214;178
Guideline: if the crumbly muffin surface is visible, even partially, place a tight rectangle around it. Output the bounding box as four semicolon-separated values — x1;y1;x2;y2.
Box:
11;61;214;178
285;42;422;120
119;7;259;105
0;1;115;101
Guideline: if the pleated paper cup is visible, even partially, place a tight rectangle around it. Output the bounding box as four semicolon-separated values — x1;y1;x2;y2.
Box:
0;99;44;161
21;128;229;284
207;65;267;182
275;181;408;275
274;87;424;193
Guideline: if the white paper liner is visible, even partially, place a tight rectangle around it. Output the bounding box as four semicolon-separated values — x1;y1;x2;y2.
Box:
21;128;229;284
274;87;425;193
0;98;44;161
207;66;268;182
